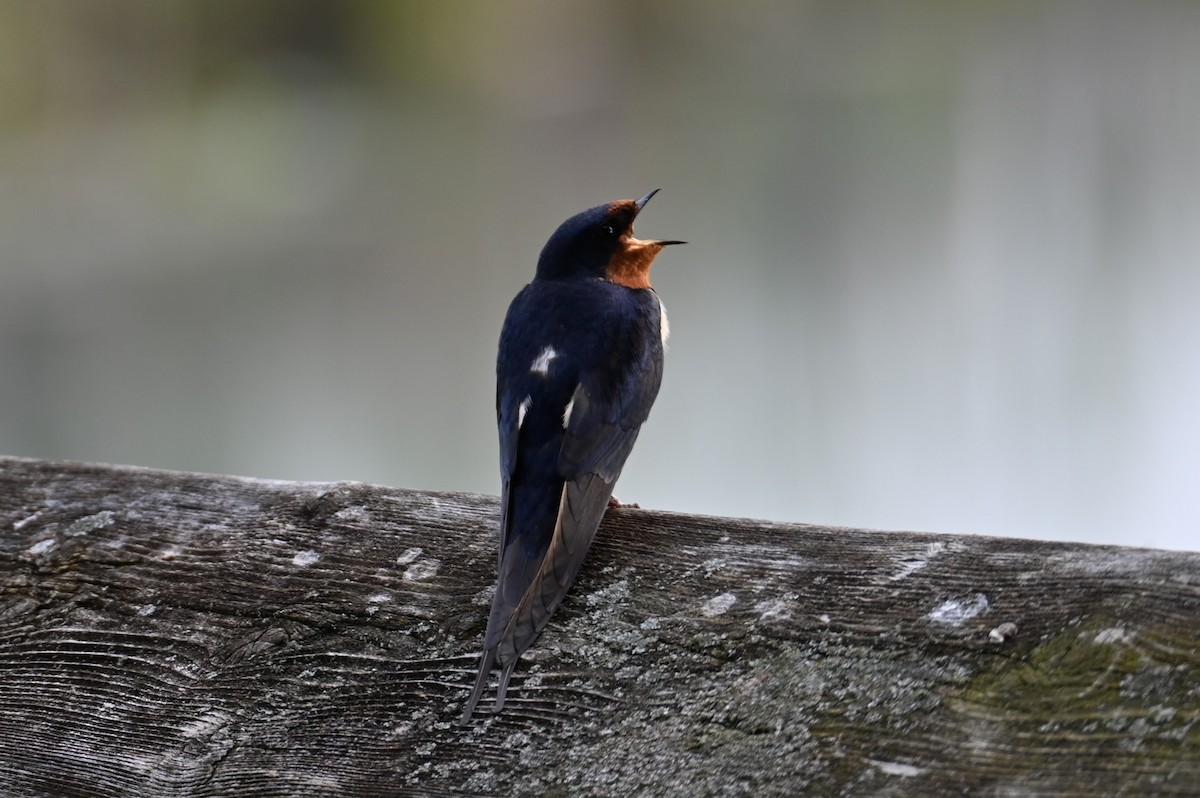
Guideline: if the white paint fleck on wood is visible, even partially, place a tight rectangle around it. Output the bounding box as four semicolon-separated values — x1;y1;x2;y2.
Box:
397;547;423;565
1094;626;1133;645
754;593;798;621
889;541;947;581
66;510;115;536
868;759;926;777
292;549;320;567
13;510;44;530
27;539;55;555
404;558;441;581
700;592;737;617
926;593;989;626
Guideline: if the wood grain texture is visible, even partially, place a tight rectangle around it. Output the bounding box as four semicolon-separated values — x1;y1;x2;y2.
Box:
1;456;1197;797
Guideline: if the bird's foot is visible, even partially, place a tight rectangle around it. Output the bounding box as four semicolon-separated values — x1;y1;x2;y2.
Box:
607;495;641;509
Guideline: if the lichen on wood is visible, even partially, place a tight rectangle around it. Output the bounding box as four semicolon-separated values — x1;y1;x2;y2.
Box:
0;456;1197;796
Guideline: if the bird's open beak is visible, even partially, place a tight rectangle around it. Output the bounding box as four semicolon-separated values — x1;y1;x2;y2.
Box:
635;188;661;212
634;189;686;246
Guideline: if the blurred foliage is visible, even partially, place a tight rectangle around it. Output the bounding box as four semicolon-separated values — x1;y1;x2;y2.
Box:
1;1;1198;549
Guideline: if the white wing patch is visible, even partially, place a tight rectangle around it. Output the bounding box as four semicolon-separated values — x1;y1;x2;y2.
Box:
530;345;558;376
517;395;532;429
562;396;575;429
659;299;670;347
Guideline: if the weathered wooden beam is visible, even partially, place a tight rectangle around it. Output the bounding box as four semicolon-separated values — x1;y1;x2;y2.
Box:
0;456;1197;796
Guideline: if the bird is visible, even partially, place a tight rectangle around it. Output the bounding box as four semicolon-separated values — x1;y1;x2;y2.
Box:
458;189;683;724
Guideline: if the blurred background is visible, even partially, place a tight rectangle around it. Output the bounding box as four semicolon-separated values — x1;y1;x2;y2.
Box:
1;1;1197;551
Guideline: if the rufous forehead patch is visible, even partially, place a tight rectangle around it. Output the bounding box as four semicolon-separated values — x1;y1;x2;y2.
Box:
601;201;639;235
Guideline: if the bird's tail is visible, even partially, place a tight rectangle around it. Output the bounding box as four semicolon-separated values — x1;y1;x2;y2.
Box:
498;475;614;666
494;661;518;712
456;646;497;725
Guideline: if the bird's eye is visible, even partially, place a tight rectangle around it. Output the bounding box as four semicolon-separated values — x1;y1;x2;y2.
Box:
603;224;616;237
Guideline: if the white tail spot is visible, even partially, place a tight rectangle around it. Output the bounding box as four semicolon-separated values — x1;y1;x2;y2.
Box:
562;396;575;428
518;396;532;429
530;345;558;376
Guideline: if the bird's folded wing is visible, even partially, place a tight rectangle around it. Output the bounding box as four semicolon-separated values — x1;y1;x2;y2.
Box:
498;471;615;664
494;305;664;667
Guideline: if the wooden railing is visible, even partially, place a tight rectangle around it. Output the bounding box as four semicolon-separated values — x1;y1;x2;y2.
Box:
1;457;1197;796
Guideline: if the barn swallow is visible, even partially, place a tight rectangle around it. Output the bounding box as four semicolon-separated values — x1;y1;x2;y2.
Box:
458;190;683;724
